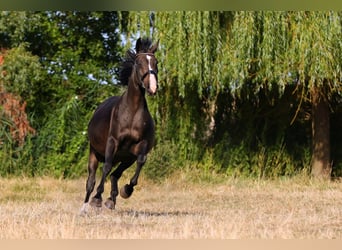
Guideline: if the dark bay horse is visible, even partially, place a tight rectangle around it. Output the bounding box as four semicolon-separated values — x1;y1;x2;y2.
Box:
81;38;159;213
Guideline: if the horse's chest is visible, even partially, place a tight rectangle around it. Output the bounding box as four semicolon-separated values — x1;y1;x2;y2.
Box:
118;115;148;142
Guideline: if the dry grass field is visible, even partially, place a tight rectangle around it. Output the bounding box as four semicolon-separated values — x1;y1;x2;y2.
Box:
0;172;341;239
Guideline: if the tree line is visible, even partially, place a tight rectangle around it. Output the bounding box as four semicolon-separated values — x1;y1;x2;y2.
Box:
0;11;341;180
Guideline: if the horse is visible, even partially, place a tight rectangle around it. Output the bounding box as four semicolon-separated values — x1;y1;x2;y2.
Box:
80;37;159;213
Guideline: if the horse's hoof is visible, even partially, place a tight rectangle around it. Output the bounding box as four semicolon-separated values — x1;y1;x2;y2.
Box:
104;199;116;210
120;184;134;199
90;197;102;207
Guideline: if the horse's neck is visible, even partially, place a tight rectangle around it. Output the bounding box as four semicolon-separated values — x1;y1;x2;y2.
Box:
124;74;146;111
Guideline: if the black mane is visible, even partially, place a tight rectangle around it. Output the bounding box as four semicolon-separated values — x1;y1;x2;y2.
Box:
119;38;153;85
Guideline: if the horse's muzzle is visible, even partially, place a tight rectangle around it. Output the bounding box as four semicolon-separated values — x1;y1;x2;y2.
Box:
142;70;158;95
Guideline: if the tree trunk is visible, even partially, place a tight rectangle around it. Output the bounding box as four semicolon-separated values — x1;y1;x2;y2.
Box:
311;86;331;180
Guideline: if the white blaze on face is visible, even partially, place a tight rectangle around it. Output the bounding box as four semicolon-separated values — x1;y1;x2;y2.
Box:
146;55;157;94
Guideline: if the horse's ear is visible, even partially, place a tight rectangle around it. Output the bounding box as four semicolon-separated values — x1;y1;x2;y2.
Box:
135;38;142;52
150;40;159;53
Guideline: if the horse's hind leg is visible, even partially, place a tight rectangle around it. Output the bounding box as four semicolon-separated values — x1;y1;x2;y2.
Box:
91;136;117;207
80;147;99;214
104;160;135;209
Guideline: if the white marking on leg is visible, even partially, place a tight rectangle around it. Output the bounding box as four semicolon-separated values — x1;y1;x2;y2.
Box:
80;203;88;215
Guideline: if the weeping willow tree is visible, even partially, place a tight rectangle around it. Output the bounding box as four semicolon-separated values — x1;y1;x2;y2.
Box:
226;11;342;179
123;11;341;179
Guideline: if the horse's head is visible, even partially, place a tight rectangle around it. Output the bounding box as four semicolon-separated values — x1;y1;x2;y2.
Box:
135;38;159;96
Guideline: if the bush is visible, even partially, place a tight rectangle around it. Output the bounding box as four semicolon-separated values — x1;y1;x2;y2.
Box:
144;140;183;182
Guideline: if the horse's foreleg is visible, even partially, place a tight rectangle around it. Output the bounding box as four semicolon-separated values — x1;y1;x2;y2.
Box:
104;160;135;209
120;141;148;199
90;136;117;208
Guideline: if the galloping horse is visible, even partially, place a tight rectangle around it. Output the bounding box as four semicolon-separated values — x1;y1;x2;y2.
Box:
81;38;159;213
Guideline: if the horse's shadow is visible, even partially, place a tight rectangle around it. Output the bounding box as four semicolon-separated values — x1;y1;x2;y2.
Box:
79;203;198;218
117;209;196;218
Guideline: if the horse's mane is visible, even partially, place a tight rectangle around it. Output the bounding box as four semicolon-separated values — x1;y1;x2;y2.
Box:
119;38;153;85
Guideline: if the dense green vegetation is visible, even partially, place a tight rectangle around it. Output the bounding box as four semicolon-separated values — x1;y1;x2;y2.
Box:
0;11;341;180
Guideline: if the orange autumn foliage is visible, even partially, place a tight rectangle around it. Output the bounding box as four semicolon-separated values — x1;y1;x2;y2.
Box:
0;53;35;145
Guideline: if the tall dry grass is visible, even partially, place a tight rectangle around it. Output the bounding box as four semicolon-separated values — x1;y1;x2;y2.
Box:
0;173;341;239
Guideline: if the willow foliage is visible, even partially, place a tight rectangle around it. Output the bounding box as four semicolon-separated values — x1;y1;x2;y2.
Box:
288;12;342;90
227;11;342;95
